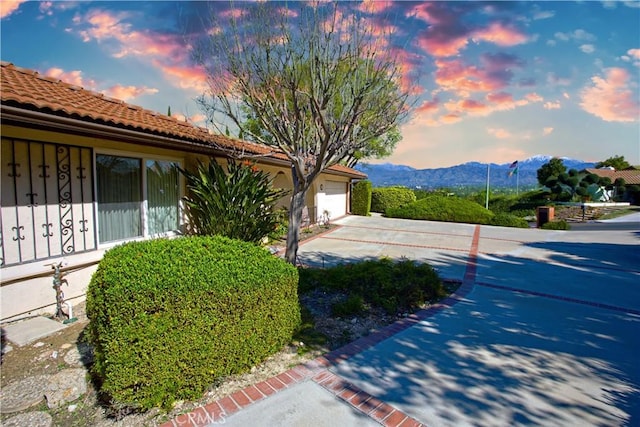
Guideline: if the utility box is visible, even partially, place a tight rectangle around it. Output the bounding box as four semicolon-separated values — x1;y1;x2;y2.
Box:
536;206;555;228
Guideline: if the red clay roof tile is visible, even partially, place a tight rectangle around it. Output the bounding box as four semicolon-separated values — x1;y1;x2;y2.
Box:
1;62;366;178
584;168;640;185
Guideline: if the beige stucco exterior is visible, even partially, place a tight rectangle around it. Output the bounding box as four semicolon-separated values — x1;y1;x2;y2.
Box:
0;123;355;321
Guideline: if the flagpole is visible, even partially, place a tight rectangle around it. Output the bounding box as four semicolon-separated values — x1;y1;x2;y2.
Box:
485;163;490;209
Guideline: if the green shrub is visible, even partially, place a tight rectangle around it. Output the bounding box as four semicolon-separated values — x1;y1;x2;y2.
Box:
299;258;444;315
180;159;288;244
268;208;289;241
86;236;300;411
371;186;416;213
385;195;494;225
541;220;571;230
351;180;372;216
332;294;365;317
490;213;530;228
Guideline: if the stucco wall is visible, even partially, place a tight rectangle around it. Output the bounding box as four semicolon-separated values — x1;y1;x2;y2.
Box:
1;123;355;321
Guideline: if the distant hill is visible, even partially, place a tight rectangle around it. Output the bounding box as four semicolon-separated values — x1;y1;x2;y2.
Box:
355;156;595;189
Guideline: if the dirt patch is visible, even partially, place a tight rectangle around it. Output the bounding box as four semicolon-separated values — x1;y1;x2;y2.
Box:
0;293;403;426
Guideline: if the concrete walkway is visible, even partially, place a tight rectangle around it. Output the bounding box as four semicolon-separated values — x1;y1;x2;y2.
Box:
164;215;640;427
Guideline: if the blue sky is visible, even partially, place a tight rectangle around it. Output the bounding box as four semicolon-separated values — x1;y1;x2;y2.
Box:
1;1;639;168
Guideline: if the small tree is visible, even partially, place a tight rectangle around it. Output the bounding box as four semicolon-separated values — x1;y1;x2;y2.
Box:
180;159;288;244
537;158;567;187
194;2;410;263
595;155;631;171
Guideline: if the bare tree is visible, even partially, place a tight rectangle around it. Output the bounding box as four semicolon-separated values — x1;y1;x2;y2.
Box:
194;2;410;264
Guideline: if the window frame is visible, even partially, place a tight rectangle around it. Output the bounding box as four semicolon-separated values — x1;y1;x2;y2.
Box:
93;149;184;248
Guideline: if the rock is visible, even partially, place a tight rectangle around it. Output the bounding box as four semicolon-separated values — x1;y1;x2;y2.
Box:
63;342;94;367
60;343;72;350
45;369;87;409
2;411;52;427
68;404;78;412
0;375;50;414
33;341;45;348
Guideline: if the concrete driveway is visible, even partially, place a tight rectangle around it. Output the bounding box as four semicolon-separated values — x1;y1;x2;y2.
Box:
301;215;640;426
170;215;639;427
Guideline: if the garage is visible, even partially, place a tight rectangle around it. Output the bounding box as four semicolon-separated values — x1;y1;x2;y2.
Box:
321;180;348;220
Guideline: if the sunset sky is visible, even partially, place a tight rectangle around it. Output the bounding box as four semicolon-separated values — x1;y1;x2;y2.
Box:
1;1;639;168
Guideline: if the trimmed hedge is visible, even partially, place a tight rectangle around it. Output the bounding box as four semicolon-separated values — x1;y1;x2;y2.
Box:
86;236;300;411
371;186;416;213
299;257;444;315
541;220;571;230
385;195;494;224
489;213;530;228
351;180;372;216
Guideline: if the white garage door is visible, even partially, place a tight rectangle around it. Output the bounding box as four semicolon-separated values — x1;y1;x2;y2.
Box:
323;180;347;220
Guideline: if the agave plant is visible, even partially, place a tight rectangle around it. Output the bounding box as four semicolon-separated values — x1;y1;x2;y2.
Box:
179;159;289;244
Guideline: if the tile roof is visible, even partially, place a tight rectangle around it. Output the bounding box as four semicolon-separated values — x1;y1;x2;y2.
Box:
1;61;216;144
584;168;640;185
1;62;365;178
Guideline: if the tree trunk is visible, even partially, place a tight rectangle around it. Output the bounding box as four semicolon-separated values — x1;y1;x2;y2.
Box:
285;189;306;264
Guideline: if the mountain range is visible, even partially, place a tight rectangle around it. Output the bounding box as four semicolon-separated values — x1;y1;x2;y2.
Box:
355;156;596;189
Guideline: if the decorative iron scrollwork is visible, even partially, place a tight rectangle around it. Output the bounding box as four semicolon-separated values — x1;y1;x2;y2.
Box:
42;223;54;238
7;162;20;178
11;226;25;241
39;163;50;178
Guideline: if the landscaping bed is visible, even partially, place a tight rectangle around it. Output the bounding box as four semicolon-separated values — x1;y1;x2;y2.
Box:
1;230;457;426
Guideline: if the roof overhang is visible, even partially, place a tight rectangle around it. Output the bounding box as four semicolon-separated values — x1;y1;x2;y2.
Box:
1;104;367;180
1;104;226;156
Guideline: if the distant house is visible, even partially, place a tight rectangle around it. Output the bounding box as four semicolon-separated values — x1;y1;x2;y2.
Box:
583;167;640;185
583;167;640;202
0;62;365;321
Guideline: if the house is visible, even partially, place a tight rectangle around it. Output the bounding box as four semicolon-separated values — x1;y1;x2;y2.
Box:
583;167;640;202
0;62;366;322
583;167;640;186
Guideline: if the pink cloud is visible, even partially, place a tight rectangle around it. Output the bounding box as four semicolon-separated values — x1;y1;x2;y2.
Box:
543;127;554;136
78;11;178;59
487;92;514;104
173;113;207;125
472;22;528;46
412;3;528;57
45;67;160;102
219;8;248;20
79;10;130;43
39;1;53;16
44;67;98;90
73;10;208;94
152;61;209;93
411;2;471;57
357;0;394;14
525;92;543;102
628;48;640;60
580;67;640;122
434;59;501;96
487;128;512;139
416;99;440;114
389;47;424;95
102;85;159;101
1;0;26;19
441;113;462;124
543;101;561;110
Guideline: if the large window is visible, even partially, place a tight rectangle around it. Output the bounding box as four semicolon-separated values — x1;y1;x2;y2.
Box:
96;154;180;243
